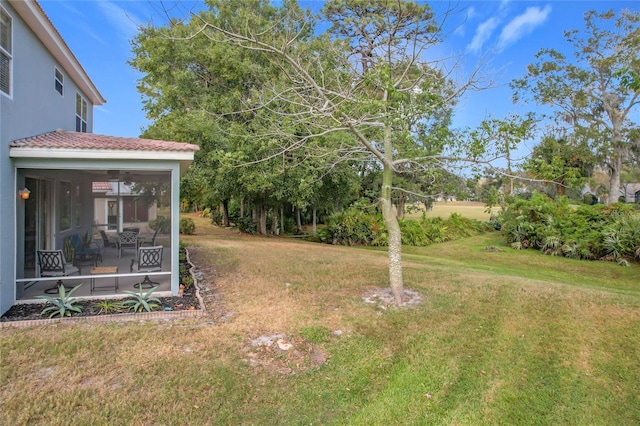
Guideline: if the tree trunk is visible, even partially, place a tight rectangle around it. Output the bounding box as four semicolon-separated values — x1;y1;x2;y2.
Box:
609;158;622;204
240;198;244;219
252;202;267;235
381;117;404;305
222;199;230;227
271;208;279;235
280;206;284;235
257;205;267;235
381;162;404;305
296;208;302;234
312;207;317;238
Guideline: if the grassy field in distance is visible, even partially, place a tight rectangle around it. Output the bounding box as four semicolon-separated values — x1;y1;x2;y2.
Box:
405;201;499;221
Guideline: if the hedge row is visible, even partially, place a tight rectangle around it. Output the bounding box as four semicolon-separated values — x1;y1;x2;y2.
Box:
321;208;488;247
499;193;640;264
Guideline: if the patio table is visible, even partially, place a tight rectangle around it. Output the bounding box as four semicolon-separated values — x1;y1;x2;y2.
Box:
90;266;119;293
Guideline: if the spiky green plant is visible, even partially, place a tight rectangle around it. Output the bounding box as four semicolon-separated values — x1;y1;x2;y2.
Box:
122;287;161;312
95;299;125;314
37;284;84;318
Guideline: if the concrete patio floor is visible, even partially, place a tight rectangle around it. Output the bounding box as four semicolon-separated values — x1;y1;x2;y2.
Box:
19;239;172;302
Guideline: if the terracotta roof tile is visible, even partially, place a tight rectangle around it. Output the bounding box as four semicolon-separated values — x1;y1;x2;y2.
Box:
92;182;113;191
10;130;199;152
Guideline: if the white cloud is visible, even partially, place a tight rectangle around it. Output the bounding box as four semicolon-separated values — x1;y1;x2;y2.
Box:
96;1;143;41
466;6;477;20
499;0;511;12
497;5;552;50
466;17;500;53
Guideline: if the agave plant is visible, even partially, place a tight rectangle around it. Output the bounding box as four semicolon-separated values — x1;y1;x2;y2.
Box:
37;284;84;318
122;287;161;313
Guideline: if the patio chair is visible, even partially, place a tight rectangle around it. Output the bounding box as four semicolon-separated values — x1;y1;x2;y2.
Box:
142;227;160;247
118;231;139;258
123;227;140;234
130;245;163;289
37;249;81;294
100;230;117;252
68;233;101;266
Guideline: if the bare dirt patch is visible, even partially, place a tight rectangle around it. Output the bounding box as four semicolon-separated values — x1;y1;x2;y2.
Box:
242;333;330;375
362;287;424;310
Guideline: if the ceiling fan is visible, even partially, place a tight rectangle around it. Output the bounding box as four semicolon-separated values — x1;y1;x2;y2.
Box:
106;170;134;185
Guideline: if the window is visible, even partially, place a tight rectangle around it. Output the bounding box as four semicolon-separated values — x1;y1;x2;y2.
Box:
54;67;63;95
0;7;11;96
75;93;87;132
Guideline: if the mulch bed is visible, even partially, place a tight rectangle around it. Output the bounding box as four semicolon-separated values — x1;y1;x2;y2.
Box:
0;287;200;323
1;246;202;323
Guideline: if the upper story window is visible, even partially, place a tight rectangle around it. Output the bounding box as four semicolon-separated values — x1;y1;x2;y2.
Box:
0;7;12;96
54;67;63;95
75;93;87;132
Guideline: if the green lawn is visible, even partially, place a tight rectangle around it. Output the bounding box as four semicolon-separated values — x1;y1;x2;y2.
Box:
1;215;639;425
406;201;499;221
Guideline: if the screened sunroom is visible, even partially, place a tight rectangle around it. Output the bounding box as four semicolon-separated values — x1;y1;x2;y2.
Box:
10;130;198;301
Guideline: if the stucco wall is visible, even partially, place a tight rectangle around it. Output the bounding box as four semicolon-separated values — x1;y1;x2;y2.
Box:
0;0;95;315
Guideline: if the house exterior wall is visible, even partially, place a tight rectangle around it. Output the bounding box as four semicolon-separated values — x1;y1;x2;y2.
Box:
0;0;95;315
0;2;95;142
1;1;194;317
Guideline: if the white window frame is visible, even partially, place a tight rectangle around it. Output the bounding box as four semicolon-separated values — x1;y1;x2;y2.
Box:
0;6;12;98
54;67;63;96
75;92;87;132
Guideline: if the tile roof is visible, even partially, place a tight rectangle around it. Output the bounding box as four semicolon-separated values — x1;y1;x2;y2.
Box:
92;182;113;191
9;130;199;152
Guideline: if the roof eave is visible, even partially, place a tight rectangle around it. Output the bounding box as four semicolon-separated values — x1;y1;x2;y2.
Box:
9;147;196;161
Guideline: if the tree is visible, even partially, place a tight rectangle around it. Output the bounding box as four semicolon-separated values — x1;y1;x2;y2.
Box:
136;0;492;305
523;131;594;198
131;1;334;232
469;113;536;201
512;9;640;204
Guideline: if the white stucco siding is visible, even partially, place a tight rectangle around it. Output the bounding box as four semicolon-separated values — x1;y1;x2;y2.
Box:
1;1;93;142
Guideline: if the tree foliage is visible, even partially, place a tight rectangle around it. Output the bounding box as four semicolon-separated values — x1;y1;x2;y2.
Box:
523;131;594;197
131;0;497;304
512;9;640;204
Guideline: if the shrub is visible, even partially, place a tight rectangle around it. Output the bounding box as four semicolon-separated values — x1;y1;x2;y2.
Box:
122;287;161;313
149;215;171;233
400;219;430;246
180;218;196;235
95;299;125;314
325;208;384;246
210;209;224;225
603;213;640;262
234;216;256;234
499;193;640;263
37;284;84;318
325;209;486;247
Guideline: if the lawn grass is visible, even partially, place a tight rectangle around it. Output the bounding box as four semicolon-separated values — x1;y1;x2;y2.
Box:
1;214;639;425
405;201;499;221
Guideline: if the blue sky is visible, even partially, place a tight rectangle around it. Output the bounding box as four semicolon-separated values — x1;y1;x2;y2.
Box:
39;0;636;154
